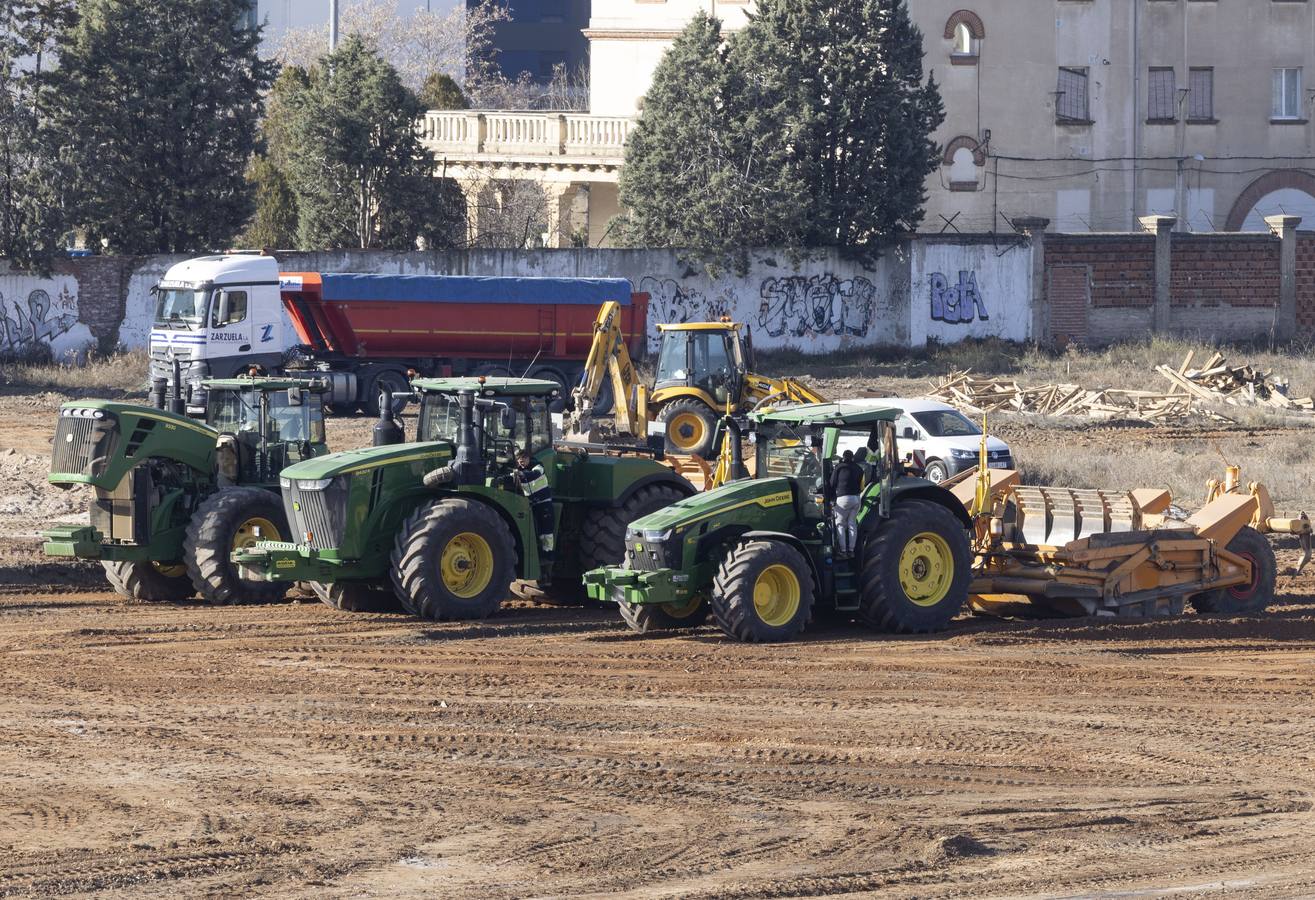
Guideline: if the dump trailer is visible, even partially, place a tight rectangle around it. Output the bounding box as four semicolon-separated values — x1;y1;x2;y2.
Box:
150;254;646;415
234;377;696;616
42;376;332;604
585;401;975;642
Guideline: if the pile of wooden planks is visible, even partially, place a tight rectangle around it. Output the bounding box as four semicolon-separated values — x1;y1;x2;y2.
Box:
1155;350;1315;413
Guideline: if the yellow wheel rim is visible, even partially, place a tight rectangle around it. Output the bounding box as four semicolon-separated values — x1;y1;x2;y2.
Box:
440;532;494;599
153;561;186;578
898;531;954;607
661;595;703;620
753;563;801;627
667;411;708;451
231;516;281;553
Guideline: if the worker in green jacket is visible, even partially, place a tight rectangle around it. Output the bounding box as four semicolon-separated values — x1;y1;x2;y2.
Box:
514;448;555;560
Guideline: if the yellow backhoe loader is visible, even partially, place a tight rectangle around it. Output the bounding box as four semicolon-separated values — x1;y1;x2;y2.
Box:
566;301;825;457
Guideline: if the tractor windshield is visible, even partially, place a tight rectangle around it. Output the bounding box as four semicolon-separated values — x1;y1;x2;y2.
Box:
759;423;823;480
207;390;322;443
418;393;551;455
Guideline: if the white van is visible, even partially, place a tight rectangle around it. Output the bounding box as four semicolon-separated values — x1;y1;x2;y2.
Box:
836;397;1012;483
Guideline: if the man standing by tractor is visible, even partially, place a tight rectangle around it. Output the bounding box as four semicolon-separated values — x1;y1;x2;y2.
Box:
830;449;863;557
515;448;555;561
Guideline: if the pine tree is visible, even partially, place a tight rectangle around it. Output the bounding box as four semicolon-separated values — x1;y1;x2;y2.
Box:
419;72;468;110
617;12;807;274
238;156;298;249
46;0;276;255
281;37;464;250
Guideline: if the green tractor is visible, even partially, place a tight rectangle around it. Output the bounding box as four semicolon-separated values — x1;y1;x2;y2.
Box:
234;377;696;616
584;402;974;642
43;375;332;604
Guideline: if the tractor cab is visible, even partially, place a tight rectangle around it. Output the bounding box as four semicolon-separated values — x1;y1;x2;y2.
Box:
414;378;556;474
203;376;331;487
653;322;752;409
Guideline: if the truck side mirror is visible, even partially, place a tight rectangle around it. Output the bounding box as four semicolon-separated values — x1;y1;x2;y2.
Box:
213;291;230;327
287;387;303;406
902;426;917;440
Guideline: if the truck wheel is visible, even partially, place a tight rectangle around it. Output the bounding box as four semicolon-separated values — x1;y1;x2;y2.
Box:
542;483;686;605
391;497;516;621
661;398;718;457
185;487;291;605
365;369;410;417
711;539;814;642
102;560;194;602
1189;526;1277;615
859;499;971;633
310;581;402;613
618;595;708;634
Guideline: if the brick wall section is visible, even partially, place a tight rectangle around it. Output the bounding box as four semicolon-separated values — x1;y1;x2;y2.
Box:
1044;235;1155;308
1170;234;1279;309
1296;233;1315;335
56;256;136;351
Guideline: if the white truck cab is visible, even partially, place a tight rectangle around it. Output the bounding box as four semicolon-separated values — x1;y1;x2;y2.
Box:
149;255;293;410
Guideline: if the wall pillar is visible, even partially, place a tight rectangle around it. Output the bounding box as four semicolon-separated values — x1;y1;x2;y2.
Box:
1012;216;1050;344
545;182;588;248
1139;214;1176;333
1265;214;1301;338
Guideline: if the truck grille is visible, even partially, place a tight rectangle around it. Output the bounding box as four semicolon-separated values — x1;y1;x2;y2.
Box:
51;410;118;477
284;477;349;551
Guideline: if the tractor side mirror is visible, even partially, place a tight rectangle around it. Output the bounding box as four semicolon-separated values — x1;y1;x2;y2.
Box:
500;405;515;432
287;387;303;407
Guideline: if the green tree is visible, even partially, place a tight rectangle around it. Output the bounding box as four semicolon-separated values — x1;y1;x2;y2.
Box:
419;72;468;110
238;156;298;249
282;37;464;250
46;0;277;254
618;13;806;273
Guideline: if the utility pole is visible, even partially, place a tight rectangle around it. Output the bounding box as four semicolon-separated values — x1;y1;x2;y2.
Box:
329;0;339;53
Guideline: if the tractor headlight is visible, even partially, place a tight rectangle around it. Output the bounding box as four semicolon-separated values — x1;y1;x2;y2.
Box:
642;529;672;543
279;476;291;489
296;477;334;491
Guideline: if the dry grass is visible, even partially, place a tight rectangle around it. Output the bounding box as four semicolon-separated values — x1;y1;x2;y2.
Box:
0;350;147;398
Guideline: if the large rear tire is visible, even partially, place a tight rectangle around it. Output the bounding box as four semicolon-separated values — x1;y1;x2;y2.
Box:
710;539;815;642
618;595;709;634
859;499;971;633
1189;526;1277;615
391;497;516;621
540;483;687;605
660;398;718;457
311;581;403;613
102;559;194;602
185;487;290;605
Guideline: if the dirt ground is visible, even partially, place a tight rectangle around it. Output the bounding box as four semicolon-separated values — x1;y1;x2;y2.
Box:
3;391;1315;898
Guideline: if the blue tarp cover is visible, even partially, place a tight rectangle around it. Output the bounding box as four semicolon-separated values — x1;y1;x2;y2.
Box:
317;273;634;305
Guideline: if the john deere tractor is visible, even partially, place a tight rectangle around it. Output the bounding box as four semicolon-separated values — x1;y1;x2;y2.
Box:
234;377;696;617
43;376;331;604
584;402;974;642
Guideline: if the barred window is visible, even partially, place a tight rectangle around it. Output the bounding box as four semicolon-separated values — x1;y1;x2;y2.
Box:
1056;67;1090;121
1148;67;1176;120
1188;68;1214;120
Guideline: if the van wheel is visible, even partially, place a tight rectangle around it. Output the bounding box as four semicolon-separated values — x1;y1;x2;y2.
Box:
924;460;948;483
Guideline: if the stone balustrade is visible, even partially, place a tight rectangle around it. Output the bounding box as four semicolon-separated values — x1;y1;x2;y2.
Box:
419;110;634;161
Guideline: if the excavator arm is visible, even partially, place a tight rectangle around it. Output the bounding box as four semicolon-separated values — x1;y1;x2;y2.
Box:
742;374;827;411
566;300;647;439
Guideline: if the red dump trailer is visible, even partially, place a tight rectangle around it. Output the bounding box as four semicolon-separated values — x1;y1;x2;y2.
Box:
278;272;646;414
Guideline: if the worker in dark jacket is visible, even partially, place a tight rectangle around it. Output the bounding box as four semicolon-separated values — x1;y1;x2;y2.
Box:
829;449;863;556
514;448;555;560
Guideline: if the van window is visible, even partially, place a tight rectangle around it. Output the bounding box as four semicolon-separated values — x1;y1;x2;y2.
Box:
912;409;981;438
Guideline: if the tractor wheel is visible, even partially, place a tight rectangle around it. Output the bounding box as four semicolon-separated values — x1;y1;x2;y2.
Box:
541;483;687;605
661;398;718;457
311;581;402;613
617;595;708;634
710;539;815;642
102;559;194;602
391;497;516;621
185;487;290;605
1189;526;1277;615
859;499;971;633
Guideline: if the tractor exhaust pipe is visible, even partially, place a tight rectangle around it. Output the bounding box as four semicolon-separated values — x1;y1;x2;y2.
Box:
725;416;749;481
423;389;485;489
150;377;167;410
372;384;404;447
170;359;185;416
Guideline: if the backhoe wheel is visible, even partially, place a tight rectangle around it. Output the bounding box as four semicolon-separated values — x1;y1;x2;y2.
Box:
542;483;687;605
1189;526;1277;615
102;560;194;603
859;499;971;634
185;487;290;606
710;539;815;642
391;497;516;621
311;581;402;613
617;595;709;634
661;398;718;457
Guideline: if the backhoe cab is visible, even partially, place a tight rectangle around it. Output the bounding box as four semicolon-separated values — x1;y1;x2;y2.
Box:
42;376;331;605
585;401;974;642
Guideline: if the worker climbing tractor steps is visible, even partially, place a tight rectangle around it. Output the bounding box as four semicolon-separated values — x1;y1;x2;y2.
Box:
514;448;555;561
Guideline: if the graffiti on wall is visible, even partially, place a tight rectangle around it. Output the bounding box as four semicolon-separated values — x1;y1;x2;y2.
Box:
758;274;876;338
930;270;988;324
638;276;731;325
0;286;78;354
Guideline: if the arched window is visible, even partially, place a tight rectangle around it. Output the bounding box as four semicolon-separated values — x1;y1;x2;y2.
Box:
954;22;973;56
944;10;984;64
942;136;985;191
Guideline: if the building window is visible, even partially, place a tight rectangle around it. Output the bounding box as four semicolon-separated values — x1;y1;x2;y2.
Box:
943;10;984;64
1148;67;1176;121
1056;67;1090;122
1188;67;1214;121
1273;68;1303;120
954;22;973;54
